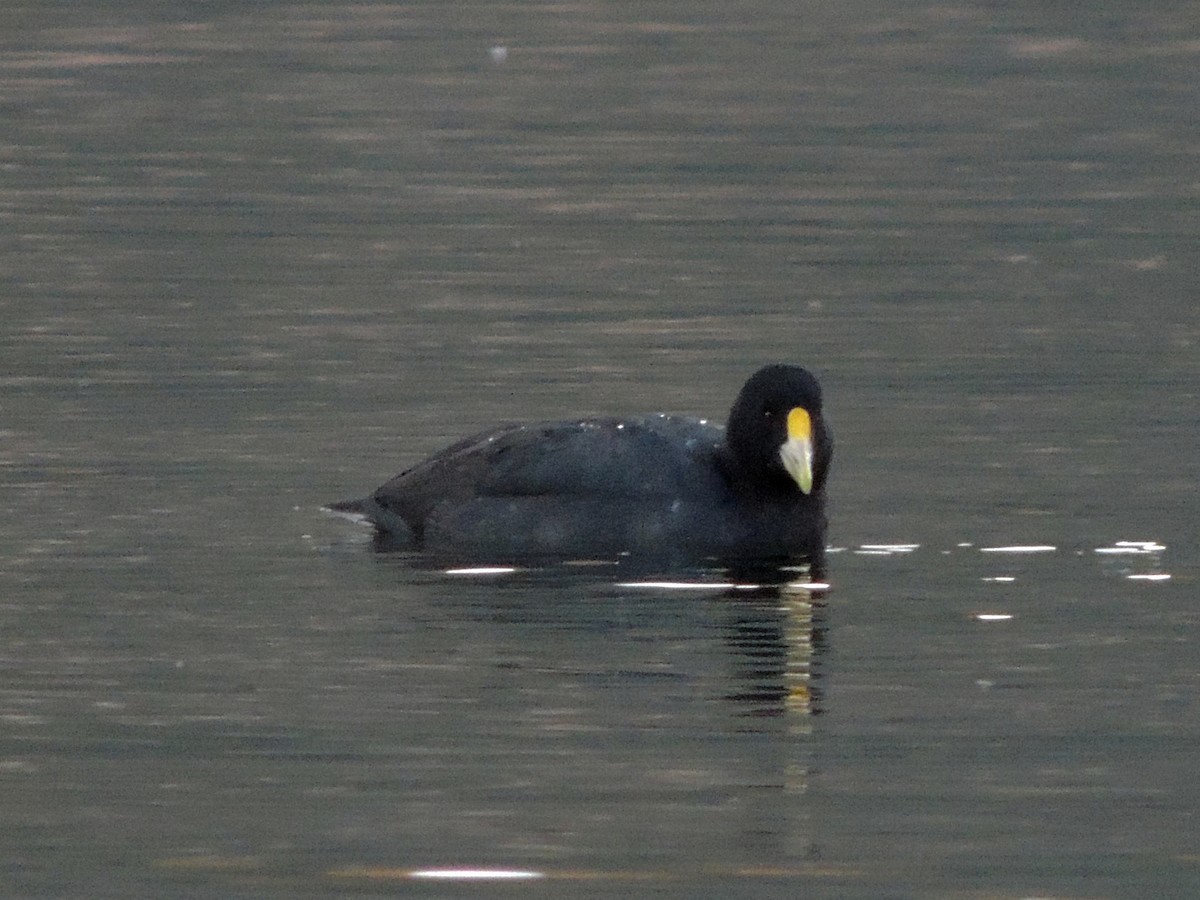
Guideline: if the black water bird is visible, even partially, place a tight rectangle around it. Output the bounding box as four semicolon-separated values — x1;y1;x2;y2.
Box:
328;364;832;564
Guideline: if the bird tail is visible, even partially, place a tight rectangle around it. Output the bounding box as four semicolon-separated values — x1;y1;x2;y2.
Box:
324;496;370;520
324;495;418;550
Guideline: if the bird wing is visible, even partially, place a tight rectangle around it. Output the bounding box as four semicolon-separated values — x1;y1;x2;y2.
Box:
371;416;725;527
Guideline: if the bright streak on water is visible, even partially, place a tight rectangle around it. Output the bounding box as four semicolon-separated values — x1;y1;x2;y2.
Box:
1127;573;1171;582
982;576;1016;583
790;581;830;591
410;868;545;880
980;545;1057;554
1094;540;1166;555
975;613;1014;621
444;567;519;576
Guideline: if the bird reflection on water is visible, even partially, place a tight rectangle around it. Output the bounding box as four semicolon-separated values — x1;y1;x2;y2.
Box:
431;558;831;722
719;580;828;721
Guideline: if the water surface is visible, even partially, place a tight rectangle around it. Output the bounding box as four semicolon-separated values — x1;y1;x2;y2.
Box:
2;2;1197;897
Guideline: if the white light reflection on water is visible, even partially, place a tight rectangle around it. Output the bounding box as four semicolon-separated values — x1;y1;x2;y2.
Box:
1092;539;1170;581
792;581;830;591
832;539;1175;584
410;868;544;880
854;543;920;556
980;545;1057;553
1094;541;1166;554
432;542;1172;583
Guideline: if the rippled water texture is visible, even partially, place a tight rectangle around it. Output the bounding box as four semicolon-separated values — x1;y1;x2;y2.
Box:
2;3;1197;897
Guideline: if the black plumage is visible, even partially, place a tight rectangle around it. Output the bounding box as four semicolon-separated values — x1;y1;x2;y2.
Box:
328;364;832;564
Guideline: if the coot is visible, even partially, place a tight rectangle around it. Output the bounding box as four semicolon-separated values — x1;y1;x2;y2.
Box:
328;364;832;563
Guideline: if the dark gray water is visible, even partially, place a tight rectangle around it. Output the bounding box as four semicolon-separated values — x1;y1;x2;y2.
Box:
2;3;1197;897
